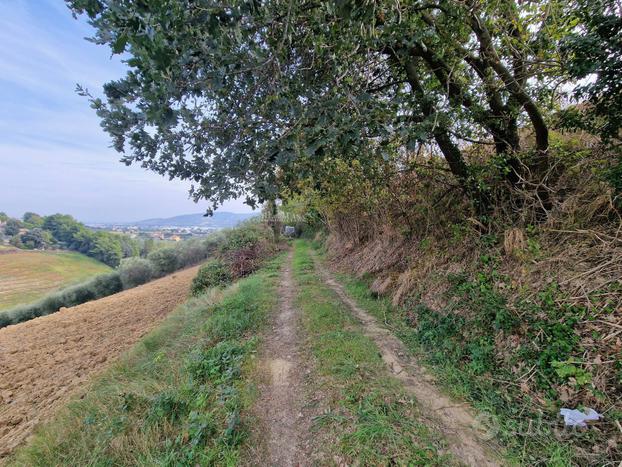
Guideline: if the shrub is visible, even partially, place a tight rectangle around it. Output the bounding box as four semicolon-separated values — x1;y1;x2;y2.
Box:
229;245;263;278
9;234;23;248
175;239;210;269
219;224;262;253
203;231;226;253
0;272;122;329
86;272;123;297
191;260;232;296
148;247;178;277
119;257;154;289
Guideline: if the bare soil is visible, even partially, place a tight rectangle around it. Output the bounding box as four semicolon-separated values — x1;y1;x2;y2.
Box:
250;251;312;466
314;258;504;467
0;266;198;459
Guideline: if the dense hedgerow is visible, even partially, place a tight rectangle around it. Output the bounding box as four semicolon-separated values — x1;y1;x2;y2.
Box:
0;223;277;329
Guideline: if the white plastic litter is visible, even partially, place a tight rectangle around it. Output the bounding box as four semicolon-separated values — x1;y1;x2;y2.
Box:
559;408;602;427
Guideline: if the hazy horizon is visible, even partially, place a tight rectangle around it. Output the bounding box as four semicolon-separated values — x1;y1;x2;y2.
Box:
0;0;253;224
1;208;257;226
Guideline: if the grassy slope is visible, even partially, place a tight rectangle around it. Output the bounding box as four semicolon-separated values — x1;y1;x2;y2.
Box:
9;254;284;466
292;240;455;465
0;250;111;311
13;243;455;466
309;238;599;466
17;240;578;465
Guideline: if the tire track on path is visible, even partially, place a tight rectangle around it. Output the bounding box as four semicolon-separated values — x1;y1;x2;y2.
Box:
313;255;504;467
252;250;311;466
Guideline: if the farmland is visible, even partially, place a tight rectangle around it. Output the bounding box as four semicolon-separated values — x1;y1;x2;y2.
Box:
0;265;198;458
0;250;112;311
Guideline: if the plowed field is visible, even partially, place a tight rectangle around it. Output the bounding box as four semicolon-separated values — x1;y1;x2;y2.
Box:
0;265;199;459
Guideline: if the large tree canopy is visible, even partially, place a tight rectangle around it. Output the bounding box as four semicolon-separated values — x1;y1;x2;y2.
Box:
68;0;600;213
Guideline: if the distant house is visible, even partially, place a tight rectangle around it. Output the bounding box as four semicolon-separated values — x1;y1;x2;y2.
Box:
170;235;182;242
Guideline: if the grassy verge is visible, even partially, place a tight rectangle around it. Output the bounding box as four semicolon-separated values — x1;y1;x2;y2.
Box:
292;240;454;465
310;241;604;466
9;253;285;466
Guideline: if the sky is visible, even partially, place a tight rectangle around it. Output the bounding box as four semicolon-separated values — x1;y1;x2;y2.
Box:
0;0;253;223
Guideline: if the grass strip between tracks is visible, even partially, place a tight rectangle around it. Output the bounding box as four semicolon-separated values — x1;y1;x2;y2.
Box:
292;240;454;466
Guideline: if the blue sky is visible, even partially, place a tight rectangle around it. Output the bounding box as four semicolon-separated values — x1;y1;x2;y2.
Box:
0;0;252;223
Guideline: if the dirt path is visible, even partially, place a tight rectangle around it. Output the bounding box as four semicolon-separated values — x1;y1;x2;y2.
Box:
252;250;310;466
0;266;198;459
314;258;503;467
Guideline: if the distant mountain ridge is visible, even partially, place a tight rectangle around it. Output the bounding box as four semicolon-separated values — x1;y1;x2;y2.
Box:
132;212;257;228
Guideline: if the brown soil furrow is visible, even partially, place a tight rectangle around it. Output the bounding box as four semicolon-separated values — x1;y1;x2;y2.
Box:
0;266;198;459
252;251;311;466
314;258;504;467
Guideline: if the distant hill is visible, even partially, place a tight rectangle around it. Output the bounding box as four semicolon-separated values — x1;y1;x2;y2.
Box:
132;212;257;228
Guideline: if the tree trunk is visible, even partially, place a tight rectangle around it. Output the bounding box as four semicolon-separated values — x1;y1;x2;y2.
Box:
266;198;280;242
467;10;551;213
468;14;549;164
402;59;470;185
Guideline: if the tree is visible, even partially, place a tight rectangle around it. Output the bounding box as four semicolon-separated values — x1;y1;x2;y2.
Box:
147;247;178;277
20;228;48;250
4;218;22;236
42;213;130;266
43;214;82;244
561;0;622;142
0;212;8;223
118;235;140;257
90;234;123;267
67;1;570;216
23;212;44;228
140;238;156;257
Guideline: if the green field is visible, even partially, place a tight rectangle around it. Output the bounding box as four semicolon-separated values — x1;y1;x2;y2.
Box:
0;250;112;311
